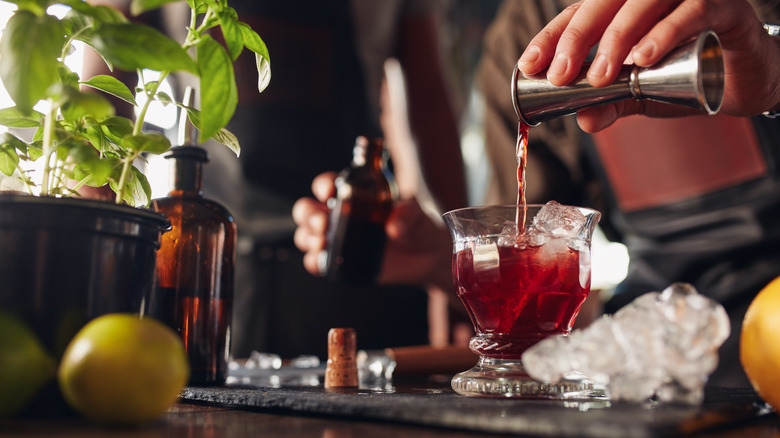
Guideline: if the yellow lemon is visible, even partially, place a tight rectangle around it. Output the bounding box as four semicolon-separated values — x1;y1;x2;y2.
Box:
741;275;780;410
0;311;56;418
58;313;189;425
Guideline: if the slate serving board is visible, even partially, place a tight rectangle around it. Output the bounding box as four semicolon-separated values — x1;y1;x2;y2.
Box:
180;377;773;437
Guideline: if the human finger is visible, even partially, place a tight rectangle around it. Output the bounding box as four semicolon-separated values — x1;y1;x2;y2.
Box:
291;196;327;229
301;249;323;277
518;3;581;76
546;0;626;86
311;171;338;202
576;99;706;133
629;0;716;68
587;0;680;87
292;197;328;253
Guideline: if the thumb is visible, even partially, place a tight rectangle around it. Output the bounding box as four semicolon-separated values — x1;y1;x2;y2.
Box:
576;103;620;133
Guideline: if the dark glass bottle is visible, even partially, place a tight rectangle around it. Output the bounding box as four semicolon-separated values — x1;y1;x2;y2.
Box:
325;136;398;285
152;146;236;386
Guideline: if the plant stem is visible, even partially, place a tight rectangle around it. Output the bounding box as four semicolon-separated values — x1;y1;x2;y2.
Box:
115;69;170;204
114;152;135;204
71;175;90;193
132;71;170;136
40;100;57;197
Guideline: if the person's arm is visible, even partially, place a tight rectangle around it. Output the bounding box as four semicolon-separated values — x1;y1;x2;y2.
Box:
517;0;780;132
396;13;468;213
291;173;454;294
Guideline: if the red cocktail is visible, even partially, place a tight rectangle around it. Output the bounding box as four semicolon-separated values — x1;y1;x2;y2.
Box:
443;203;600;398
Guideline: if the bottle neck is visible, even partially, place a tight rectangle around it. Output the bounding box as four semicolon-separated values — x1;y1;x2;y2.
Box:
353;138;385;169
169;157;204;195
164;146;209;196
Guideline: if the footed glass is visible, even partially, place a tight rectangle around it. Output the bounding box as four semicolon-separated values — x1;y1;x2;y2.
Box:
443;204;602;398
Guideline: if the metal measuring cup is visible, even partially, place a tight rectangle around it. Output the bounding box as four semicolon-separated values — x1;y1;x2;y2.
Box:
512;31;724;126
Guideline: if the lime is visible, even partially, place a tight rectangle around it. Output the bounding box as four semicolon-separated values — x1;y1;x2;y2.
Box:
0;311;56;418
58;313;189;425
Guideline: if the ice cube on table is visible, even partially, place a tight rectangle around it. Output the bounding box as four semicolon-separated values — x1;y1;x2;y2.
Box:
521;283;730;404
245;351;283;370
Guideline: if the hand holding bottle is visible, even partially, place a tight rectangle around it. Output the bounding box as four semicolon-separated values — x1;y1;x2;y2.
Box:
517;0;780;132
292;173;453;294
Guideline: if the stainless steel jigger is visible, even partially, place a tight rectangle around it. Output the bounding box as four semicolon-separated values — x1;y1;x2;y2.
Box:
512;30;724;126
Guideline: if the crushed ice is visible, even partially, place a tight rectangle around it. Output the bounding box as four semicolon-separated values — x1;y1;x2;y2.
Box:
522;283;730;404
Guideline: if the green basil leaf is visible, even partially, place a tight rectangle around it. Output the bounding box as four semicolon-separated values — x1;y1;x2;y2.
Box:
62;12;92;39
142;80;160;93
4;0;49;15
62;2;127;29
61;91;115;123
186;0;209;15
239;22;271;93
156;91;173;106
55;135;82;161
112;165;150;207
132;166;152;206
218;7;242;61
213;126;240;157
197;35;237;142
83;23;197;74
99;116;135;144
0;146;19;176
0;11;64;114
0;107;44;128
122;132;171;154
58;64;81;89
183;106;240;156
130;0;181;16
82;124;107;154
201;0;221;11
0;131;29;151
70;143;115;186
72;160;114;187
81;75;137;106
0;133;24;176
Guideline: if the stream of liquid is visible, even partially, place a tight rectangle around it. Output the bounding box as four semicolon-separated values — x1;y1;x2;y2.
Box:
516;121;529;231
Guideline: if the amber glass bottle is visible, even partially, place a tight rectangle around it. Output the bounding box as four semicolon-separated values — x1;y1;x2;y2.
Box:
152;146;236;385
325;136;398;285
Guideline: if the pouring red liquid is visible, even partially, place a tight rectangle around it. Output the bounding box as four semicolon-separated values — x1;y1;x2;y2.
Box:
450;121;591;361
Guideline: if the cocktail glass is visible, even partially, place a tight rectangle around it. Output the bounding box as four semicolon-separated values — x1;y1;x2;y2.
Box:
443;204;601;398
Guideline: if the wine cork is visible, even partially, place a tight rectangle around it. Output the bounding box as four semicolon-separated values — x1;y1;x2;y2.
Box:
325;328;359;388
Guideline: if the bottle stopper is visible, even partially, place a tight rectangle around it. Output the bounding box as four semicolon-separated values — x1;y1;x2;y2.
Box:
325;328;359;388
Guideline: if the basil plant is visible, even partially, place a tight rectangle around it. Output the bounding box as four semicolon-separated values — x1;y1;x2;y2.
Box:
0;0;270;206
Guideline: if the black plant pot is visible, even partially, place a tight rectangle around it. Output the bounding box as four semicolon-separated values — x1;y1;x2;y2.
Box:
0;193;170;358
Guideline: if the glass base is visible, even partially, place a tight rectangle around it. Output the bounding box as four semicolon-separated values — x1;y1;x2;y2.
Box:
451;357;606;399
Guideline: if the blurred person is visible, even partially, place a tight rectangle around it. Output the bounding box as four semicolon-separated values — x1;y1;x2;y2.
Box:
478;0;780;387
87;0;469;360
297;0;780;387
204;0;471;360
